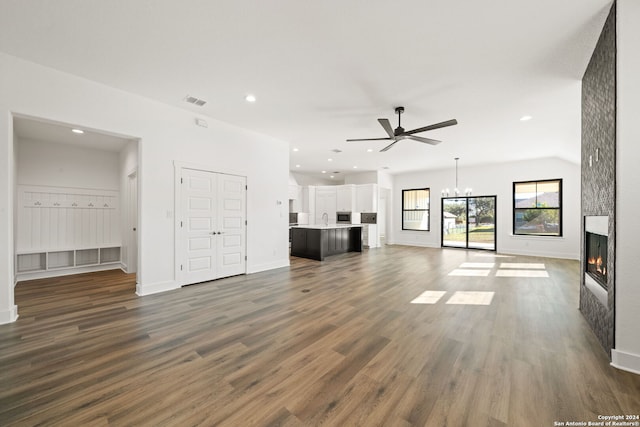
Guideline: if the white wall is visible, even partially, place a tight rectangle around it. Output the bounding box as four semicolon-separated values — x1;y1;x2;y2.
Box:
377;170;393;190
613;0;640;374
16;138;120;190
390;157;581;259
0;52;290;321
291;172;338;186
1;109;15;320
344;172;377;184
14;137;123;255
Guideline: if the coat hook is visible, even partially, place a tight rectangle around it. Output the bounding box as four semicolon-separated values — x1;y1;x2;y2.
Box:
53;202;60;206
34;201;41;206
88;203;94;207
103;203;109;207
72;202;78;207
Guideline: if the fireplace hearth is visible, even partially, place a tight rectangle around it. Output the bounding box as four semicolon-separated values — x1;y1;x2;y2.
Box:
586;231;608;289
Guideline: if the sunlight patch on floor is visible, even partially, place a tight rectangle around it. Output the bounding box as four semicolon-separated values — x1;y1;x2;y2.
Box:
499;263;546;269
410;290;447;304
473;254;515;258
495;270;549;278
459;262;495;268
448;269;491;277
446;291;495;305
451;260;550;278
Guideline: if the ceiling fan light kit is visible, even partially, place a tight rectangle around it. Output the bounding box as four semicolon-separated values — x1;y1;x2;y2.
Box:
346;106;458;152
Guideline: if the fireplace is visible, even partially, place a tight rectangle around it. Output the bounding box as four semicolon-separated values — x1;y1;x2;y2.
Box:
586;232;608;289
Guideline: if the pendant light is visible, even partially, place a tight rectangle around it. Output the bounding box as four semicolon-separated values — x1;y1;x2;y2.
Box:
441;157;472;197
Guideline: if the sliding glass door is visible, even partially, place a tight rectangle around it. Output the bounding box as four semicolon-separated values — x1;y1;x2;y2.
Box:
441;196;496;251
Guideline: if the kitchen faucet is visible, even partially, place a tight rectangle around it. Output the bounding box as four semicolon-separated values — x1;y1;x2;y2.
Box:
322;212;328;226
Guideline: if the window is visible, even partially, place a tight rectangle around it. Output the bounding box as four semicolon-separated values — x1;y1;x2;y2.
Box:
403;188;430;231
513;179;562;236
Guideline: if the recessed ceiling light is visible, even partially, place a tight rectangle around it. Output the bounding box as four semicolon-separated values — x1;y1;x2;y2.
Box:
293;148;299;152
353;166;358;169
321;170;326;174
520;115;532;121
71;129;84;134
330;175;335;179
367;148;373;152
328;158;333;162
245;94;256;103
295;164;301;168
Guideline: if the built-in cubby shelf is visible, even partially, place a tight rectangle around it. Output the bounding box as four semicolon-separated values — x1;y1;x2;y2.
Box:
15;184;123;282
16;247;121;275
48;250;74;270
76;248;99;266
100;247;121;264
16;252;46;273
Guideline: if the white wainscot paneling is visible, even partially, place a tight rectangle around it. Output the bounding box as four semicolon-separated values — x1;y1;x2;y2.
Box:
15;185;122;280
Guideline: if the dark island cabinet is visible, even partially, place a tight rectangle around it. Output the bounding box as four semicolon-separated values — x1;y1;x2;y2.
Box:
290;227;362;261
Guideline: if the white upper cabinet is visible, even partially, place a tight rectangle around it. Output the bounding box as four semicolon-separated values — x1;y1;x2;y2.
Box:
301;186;315;215
315;186;337;224
356;184;378;213
289;185;302;212
336;185;356;212
288;184;301;200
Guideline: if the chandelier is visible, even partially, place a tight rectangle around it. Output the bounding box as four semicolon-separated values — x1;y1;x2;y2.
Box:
441;157;472;197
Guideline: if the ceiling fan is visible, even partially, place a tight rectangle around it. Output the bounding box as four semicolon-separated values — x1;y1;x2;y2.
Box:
346;106;458;152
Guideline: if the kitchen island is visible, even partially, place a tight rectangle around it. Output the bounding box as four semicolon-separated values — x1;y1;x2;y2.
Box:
290;224;362;261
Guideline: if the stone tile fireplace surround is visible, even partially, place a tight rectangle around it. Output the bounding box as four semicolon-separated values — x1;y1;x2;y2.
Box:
580;4;616;357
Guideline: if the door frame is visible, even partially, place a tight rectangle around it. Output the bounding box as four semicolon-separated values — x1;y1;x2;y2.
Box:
441;195;497;251
173;161;248;286
126;169;138;274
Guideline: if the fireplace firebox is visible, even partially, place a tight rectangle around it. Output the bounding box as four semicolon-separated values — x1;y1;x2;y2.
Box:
586;232;608;289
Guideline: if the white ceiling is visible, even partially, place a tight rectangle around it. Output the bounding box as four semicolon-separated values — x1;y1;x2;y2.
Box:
13;116;130;152
0;1;612;179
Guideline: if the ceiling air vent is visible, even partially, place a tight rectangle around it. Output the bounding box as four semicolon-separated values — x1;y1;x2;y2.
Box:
184;95;207;107
331;149;342;153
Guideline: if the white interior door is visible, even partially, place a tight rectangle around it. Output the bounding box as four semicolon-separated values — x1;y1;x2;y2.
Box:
217;174;246;278
180;168;246;285
127;171;138;274
182;168;218;284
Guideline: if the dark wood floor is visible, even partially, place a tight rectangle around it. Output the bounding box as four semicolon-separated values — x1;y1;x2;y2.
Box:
1;246;639;426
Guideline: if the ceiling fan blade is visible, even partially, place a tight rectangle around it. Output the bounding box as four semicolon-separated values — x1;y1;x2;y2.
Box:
377;118;395;138
380;141;398;152
404;119;458;135
407;135;442;145
346;137;393;142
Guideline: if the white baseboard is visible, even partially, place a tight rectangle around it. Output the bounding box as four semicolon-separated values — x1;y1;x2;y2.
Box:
136;280;179;296
247;259;290;274
388;239;440;249
611;349;640;376
497;248;578;260
385;241;577;260
15;263;122;282
0;305;19;324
